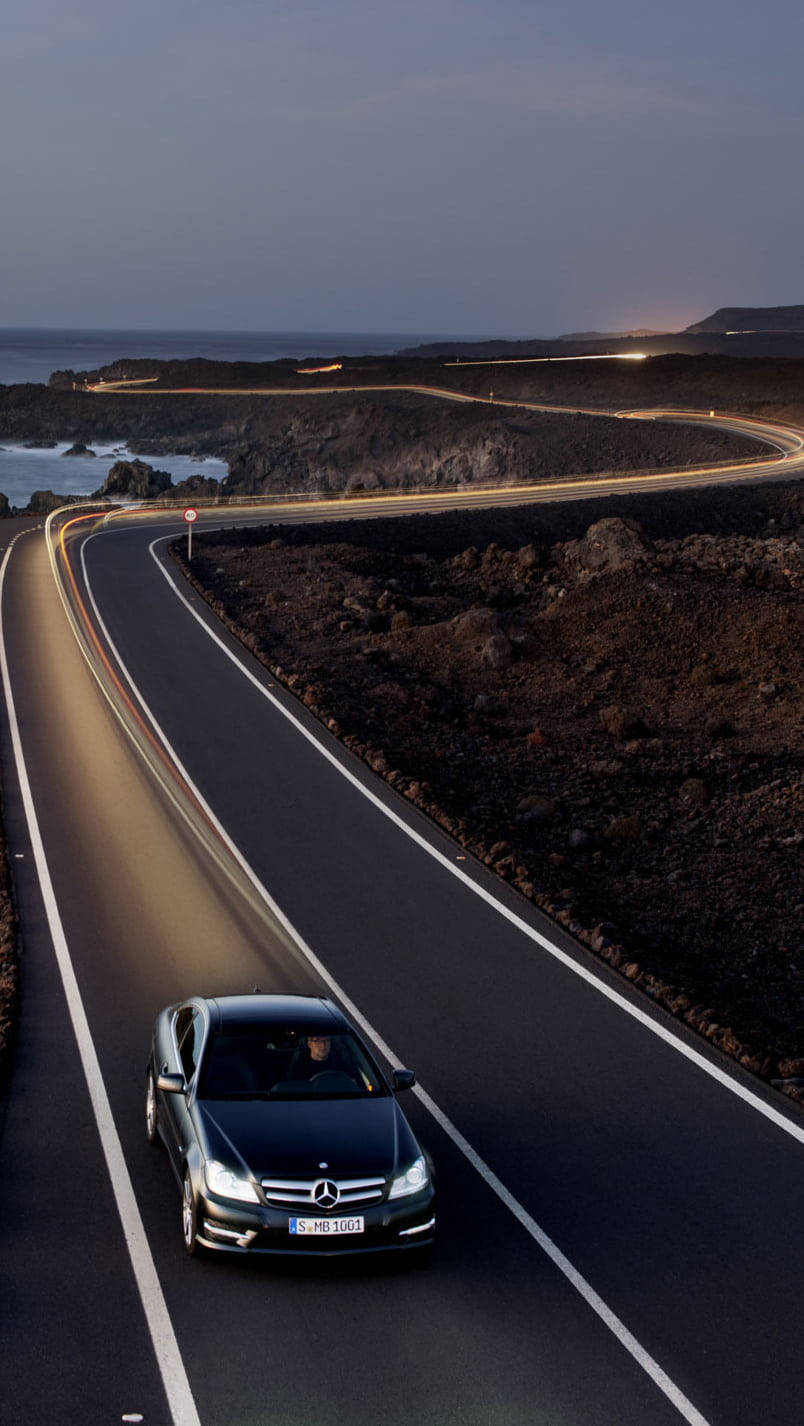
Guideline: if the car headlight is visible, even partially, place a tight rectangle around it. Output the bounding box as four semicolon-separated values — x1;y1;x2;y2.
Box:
388;1155;429;1199
204;1159;260;1203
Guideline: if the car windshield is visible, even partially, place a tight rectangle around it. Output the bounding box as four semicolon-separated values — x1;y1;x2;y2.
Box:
198;1028;388;1099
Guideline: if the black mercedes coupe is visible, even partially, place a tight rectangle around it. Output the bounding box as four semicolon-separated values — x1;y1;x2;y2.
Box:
146;993;436;1256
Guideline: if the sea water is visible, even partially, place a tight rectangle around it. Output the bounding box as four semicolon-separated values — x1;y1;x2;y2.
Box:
0;326;482;507
0;442;228;512
0;327;477;389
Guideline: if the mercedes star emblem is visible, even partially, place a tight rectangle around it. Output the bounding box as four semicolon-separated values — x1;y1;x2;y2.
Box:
312;1179;339;1208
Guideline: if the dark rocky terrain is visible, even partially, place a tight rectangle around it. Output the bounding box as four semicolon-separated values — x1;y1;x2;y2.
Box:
2;353;800;506
176;480;804;1102
218;399;761;497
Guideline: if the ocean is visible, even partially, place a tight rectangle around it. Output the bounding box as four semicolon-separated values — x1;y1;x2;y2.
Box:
0;326;481;509
0;327;479;389
0;443;229;513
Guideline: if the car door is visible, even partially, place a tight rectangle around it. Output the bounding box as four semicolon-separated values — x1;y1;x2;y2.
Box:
162;1003;205;1172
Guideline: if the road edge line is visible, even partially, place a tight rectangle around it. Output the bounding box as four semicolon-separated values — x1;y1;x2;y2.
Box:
0;535;202;1426
68;531;713;1423
143;538;804;1147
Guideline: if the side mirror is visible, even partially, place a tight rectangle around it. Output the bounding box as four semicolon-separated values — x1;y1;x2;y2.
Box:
392;1068;416;1092
157;1072;186;1094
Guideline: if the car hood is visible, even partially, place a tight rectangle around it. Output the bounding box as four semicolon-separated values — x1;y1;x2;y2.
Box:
193;1095;419;1181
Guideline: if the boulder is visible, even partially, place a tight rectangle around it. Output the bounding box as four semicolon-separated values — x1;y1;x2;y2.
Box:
94;459;173;500
25;490;69;514
346;470;381;493
599;705;648;739
516;794;556;824
563;517;654;574
171;473;219;500
342;595;372;616
62;443;96;457
450;607;501;642
473;692;504;714
679;778;709;807
689;663;716;687
480;634;512;669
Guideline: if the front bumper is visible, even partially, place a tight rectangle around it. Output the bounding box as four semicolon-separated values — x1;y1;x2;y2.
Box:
195;1185;436;1256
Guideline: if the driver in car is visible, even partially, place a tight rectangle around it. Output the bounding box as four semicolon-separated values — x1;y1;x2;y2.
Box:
290;1034;340;1078
307;1034;334;1067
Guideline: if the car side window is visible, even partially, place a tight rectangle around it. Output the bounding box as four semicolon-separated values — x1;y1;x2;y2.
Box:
177;1008;204;1082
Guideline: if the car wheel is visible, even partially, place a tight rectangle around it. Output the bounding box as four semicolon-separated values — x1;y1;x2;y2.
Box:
182;1170;201;1255
145;1069;159;1144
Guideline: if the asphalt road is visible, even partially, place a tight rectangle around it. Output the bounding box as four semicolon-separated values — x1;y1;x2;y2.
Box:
1;445;803;1426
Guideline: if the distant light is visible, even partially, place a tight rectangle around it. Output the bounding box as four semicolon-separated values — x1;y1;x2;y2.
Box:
444;352;649;368
295;361;343;374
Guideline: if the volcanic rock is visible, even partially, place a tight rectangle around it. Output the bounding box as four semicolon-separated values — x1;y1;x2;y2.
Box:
481;634;513;669
562;517;654;576
94;459;173;499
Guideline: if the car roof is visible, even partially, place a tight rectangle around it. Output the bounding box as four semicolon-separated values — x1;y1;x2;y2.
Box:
206;994;347;1033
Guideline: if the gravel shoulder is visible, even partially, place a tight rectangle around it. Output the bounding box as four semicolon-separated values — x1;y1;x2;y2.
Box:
0;519;31;1081
174;479;804;1104
0;829;15;1085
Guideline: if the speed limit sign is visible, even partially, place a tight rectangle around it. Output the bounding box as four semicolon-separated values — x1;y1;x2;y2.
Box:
184;506;198;558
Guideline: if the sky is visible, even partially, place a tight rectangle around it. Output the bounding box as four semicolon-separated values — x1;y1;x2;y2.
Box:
2;0;803;335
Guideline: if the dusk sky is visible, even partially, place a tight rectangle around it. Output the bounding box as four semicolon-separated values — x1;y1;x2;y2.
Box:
2;0;803;335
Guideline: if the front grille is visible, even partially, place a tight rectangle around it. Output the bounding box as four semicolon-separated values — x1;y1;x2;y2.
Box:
260;1175;385;1209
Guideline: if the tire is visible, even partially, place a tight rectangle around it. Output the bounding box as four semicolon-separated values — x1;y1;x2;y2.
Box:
182;1169;201;1255
145;1069;159;1145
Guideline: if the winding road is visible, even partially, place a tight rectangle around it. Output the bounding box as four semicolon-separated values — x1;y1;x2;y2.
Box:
1;407;803;1426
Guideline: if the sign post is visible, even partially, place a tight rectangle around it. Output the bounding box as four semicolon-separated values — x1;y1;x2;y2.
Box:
184;506;198;559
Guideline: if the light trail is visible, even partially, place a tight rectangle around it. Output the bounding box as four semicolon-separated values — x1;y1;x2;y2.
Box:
82;378;804;483
30;397;804;1424
444;352;648;366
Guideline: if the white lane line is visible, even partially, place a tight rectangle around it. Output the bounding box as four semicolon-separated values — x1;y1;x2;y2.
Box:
74;531;715;1424
143;537;804;1147
0;535;202;1426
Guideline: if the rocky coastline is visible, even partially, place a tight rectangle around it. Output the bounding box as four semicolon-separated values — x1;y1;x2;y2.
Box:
2;353;803;510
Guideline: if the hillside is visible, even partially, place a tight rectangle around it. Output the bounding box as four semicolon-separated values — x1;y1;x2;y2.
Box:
556;328;667;340
685;305;804;334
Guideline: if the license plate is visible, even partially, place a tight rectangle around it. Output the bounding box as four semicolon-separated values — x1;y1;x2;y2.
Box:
289;1216;365;1236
